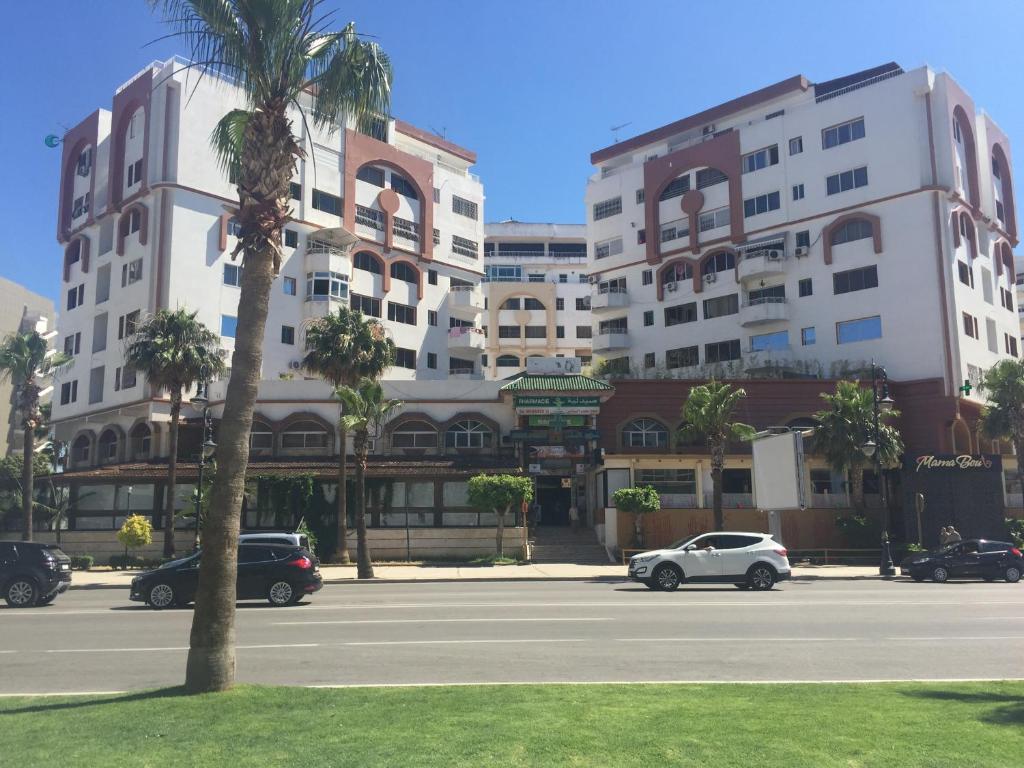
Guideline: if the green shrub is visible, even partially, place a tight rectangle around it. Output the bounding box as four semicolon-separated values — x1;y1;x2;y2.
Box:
836;514;881;548
1006;517;1024;548
69;555;94;570
108;554;166;570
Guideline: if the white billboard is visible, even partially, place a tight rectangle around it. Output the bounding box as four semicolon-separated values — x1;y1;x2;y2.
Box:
751;430;807;511
526;357;582;375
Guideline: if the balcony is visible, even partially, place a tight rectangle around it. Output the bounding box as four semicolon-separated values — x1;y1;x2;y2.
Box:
591;286;630;314
703;492;754;508
448;326;486;354
592;331;630;351
737;252;786;282
449;285;484;318
740;297;788;326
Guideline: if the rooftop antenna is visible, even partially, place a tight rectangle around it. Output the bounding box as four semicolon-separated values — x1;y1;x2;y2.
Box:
430;125;447;140
610;122;632;143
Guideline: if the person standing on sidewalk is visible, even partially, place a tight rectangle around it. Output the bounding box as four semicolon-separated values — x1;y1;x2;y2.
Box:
939;527;951;546
568;504;580;530
946;526;962;545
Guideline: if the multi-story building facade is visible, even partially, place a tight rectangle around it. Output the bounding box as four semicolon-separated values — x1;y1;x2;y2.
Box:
584;62;1019;399
482;221;590;378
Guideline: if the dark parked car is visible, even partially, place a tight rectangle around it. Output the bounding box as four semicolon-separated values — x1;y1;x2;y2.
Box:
130;544;322;609
900;539;1023;583
0;541;72;607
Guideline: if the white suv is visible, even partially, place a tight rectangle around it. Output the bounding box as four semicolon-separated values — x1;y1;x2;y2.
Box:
628;532;791;591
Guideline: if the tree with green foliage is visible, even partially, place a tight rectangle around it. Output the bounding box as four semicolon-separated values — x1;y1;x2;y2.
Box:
813;380;903;514
336;379;403;579
0;453;53;532
613;485;661;549
678;381;755;531
149;0;392;693
302;307;395;564
980;359;1024;499
467;474;534;558
0;330;68;541
124;309;224;558
117;514;154;561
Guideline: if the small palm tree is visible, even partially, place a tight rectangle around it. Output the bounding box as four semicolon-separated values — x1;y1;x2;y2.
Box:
678;381;755;531
813;380;903;513
124;309;224;557
336;379;402;579
302;307;394;563
150;0;392;693
980;360;1024;496
0;331;68;541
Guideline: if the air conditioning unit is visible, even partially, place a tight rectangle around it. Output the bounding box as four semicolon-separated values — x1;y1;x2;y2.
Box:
289;360;302;370
794;246;809;258
704;272;717;284
766;250;783;261
702;124;715;135
665;281;678;292
588;275;599;285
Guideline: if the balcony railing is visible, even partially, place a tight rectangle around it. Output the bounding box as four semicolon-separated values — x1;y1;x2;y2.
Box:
393;216;419;242
703;492;754;508
810;492;851;509
355;205;384;231
659;493;699;509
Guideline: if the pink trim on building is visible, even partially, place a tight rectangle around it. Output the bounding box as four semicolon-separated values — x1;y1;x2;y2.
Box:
821;211;882;265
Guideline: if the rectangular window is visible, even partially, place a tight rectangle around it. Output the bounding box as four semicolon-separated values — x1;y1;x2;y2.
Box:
92;313;107;353
311;189;341;215
643;352;656;369
642;269;653;286
1002;287;1015;312
498;325;521;339
801;327;816;346
822;117;866;149
576;325;592;339
117;310;139;340
957;261;973;288
525;325;546;339
452;235;479;259
281;325;295;345
122;259;143;287
433;187;441;204
427;352;437;369
428;269;438;286
594;237;623;260
356;166;384;187
576;297;591;311
696;207;729;233
789;136;803;155
666;345;699;369
221;314;238;338
826;166;868;195
395;347;416;369
452;195;479;220
1006;334;1019;357
96;264;112;302
637;228;646;245
63;332;81;357
798;278;813;297
750;330;789;352
704;339;741;363
792;183;805;201
747;284;786;304
289;182;302;201
283;276;297;296
703;294;739;319
741;145;779;174
67;284;85;310
837;315;882;344
88;366;104;405
118;366;137;391
636;189;645;204
743;191;781;218
986;318;999;353
598;317;628;335
665;302;698;326
284;229;298;248
60;380;78;405
556;325;565;339
592;197;622;221
390;174;417;199
387;302;417;325
796;230;811;249
223;263;242;286
350;293;381;317
556;298;565;311
428;310;437;327
962;312;979;339
833;265;878;295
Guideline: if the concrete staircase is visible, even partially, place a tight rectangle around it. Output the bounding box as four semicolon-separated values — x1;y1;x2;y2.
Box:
529;526;613;565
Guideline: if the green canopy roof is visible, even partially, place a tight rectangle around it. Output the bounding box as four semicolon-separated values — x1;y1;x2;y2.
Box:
500;374;613;393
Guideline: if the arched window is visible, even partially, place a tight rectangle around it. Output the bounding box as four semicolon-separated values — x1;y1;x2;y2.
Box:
281;420;328;449
701;251;734;276
662;261;693;286
390;261;418;284
445;420;493;449
129;423;152;459
250;422;273;453
72;435;91;465
391;420;438;448
623;418;669;448
390;173;418;200
495;355;521;367
98;429;119;462
353;251;383;275
500;298;520;310
830;219;873;247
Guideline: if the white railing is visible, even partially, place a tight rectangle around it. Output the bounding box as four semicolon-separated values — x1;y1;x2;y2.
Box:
703;492;753;508
448;326;484;339
811;493;851;509
815;68;903;103
659;493;699;509
595;283;628;296
743;296;787;308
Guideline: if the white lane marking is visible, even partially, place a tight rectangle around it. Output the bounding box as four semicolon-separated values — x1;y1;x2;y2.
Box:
306;676;1024;689
342;639;588;646
46;646;188;654
273;617;615;626
617;637;855;643
890;635;1024;641
0;690;129;697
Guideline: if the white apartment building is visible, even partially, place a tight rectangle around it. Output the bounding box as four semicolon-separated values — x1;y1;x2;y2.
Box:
584;62;1019;400
482;221;591;378
52;56;487;455
1015;254;1024;337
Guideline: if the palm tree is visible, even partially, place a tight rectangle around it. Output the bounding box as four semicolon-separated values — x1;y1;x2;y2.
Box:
124;309;224;557
336;379;402;579
678;381;755;531
0;331;68;541
813;380;903;514
980;359;1024;496
150;0;391;692
302;307;394;563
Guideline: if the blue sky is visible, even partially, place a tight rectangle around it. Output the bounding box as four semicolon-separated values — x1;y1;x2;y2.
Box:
2;0;1022;304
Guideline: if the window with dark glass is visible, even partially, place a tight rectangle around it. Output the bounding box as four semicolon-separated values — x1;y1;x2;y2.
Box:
351;293;381;317
665;302;698;326
354;251;382;275
833;265;878;295
703;294;739;319
666;346;699;369
387;301;416;325
395;347;417;369
311;189;341;215
705;339;741;363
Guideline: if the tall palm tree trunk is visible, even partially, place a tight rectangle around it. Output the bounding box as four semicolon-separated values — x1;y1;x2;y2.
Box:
21;417;34;542
354;432;374;579
334;424;351;564
162;393;182;557
711;445;724;531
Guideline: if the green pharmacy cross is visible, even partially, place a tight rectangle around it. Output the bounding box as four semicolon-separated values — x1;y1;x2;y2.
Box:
958;379;972;397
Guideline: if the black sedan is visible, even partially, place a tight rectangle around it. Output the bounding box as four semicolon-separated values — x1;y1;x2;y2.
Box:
130;544;323;609
900;539;1023;583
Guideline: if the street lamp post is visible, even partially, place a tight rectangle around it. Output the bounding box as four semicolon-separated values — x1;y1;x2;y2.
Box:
190;378;217;550
861;361;896;577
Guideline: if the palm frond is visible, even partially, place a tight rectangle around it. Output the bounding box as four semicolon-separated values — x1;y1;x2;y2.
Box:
310;22;392;133
210;108;252;177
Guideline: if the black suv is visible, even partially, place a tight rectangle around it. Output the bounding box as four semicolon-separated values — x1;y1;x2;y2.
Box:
900;539;1023;583
130;543;323;609
0;541;73;607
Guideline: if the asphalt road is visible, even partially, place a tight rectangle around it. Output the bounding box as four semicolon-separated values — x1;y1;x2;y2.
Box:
2;578;1023;693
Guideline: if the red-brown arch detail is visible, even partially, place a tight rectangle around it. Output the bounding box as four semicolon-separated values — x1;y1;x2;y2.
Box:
693;247;738;294
991;143;1017;241
950;208;977;259
108;69;153;212
388;256;424;300
63;235;91;282
116;203;149;256
951;105;981;211
56;110;100;242
655;257;697;301
352;249;391;292
822;211;882;265
995;239;1015;282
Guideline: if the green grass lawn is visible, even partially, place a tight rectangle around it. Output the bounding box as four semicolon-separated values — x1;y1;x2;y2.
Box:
1;682;1021;767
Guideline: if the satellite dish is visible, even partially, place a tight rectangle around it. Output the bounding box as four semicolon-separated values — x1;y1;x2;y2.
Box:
44;135;62;148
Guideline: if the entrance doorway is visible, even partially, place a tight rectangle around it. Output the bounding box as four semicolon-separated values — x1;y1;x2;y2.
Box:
534;476;572;526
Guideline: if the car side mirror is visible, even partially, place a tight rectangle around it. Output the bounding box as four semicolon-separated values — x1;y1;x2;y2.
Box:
684;544;697;552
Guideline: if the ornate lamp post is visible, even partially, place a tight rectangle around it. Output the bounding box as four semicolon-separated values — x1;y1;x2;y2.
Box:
189;377;217;550
860;361;896;576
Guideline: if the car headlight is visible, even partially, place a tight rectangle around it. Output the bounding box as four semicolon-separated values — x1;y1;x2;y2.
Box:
912;558;929;565
631;554;657;563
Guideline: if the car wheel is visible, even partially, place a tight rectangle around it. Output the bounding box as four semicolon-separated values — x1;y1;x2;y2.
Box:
931;566;949;583
147;583;176;610
747;564;776;591
37;593;57;606
652;564;682;592
5;578;38;608
734;583;751;590
1005;566;1022;583
268;580;296;606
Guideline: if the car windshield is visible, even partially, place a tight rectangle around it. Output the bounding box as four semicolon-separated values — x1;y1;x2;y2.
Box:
160;553;200;569
670;534;705;550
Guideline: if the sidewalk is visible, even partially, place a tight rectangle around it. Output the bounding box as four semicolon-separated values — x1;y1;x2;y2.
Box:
68;563;884;589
